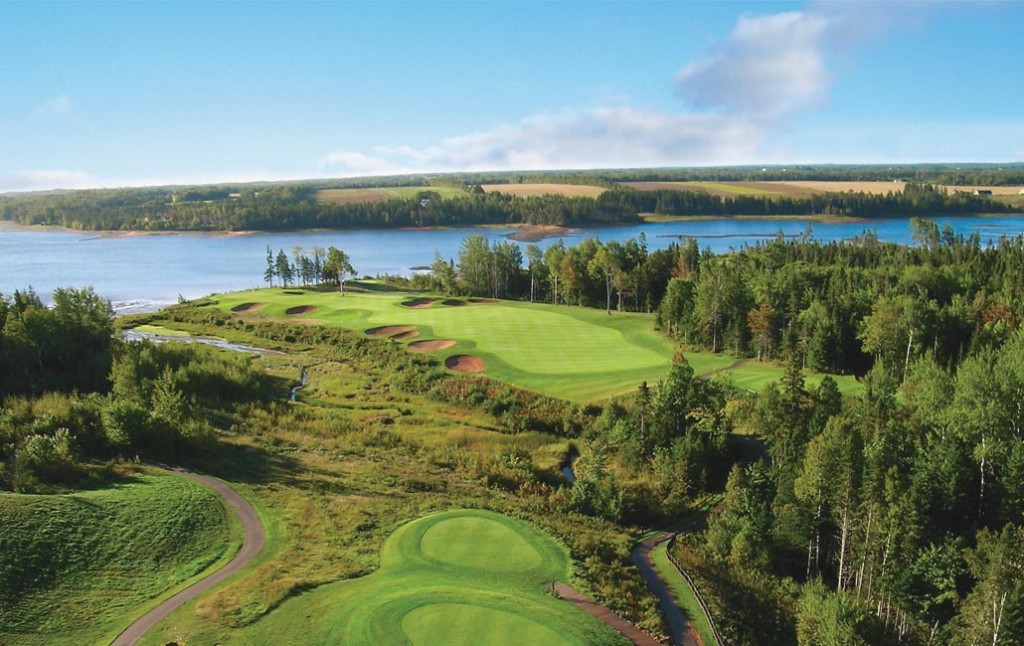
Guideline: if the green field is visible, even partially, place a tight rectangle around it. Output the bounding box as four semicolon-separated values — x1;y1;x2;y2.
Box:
316;186;467;205
0;469;240;645
212;288;861;401
143;509;626;645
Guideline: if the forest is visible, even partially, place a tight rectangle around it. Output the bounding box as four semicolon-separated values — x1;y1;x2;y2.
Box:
1;165;1021;232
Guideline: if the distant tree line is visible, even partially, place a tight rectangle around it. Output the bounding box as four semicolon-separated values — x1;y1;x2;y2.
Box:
4;169;1021;232
0;186;641;231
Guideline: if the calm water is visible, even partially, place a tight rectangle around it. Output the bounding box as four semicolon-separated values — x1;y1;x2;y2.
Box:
2;216;1023;312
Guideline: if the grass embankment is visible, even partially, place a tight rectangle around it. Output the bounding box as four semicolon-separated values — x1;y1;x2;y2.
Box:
315;186;467;205
212;288;861;401
159;509;624;645
650;543;717;646
0;469;240;646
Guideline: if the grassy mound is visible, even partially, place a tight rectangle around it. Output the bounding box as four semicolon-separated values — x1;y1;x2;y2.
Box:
0;470;239;645
163;509;626;645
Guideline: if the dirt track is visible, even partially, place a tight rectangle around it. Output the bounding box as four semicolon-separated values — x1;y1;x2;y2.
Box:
110;468;265;646
554;583;660;645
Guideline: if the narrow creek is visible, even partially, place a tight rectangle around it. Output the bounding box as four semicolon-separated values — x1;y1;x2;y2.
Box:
561;448;580;484
122;329;284;356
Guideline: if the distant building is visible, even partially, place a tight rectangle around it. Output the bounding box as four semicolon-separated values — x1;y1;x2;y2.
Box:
974;189;993;196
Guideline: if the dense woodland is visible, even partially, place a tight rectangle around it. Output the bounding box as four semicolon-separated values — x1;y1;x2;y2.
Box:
2;164;1021;232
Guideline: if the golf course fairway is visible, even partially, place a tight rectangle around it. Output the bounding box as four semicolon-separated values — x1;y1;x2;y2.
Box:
143;508;627;645
213;287;861;401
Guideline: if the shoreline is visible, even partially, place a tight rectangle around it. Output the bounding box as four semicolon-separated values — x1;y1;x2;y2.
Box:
2;212;1020;237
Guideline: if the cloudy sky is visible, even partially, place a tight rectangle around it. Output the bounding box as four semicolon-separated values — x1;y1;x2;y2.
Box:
1;1;1022;192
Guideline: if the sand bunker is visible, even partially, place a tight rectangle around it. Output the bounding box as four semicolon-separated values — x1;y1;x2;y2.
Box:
282;290;305;295
445;354;486;372
365;325;416;338
442;299;467;307
391;330;421;341
231;302;262;313
467;298;498;304
285;305;317;315
402;298;436;309
409;339;456;352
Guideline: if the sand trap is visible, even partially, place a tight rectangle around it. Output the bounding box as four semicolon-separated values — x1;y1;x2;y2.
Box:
467;298;498;304
231;302;262;313
402;298;436;309
392;330;421;341
365;325;416;338
442;299;467;307
285;305;317;315
409;339;456;352
282;290;305;295
445;354;486;372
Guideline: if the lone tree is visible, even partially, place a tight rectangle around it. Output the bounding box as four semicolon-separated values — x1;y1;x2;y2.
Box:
324;246;355;295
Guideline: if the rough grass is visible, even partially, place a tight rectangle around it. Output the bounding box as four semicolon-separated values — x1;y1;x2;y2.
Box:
315;186;467;205
480;183;607;198
0;469;239;646
214;288;860;401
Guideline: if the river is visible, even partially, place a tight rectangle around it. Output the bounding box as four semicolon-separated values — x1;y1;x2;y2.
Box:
2;216;1023;312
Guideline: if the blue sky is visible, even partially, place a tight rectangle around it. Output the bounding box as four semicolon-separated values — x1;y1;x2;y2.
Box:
1;1;1022;192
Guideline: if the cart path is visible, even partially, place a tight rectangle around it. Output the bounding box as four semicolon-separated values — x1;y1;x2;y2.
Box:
554;583;661;645
111;468;265;646
632;532;699;646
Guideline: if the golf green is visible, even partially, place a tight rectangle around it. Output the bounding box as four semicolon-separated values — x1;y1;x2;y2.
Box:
162;509;629;645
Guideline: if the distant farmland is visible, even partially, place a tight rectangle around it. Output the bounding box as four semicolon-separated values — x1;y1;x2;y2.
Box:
621;180;905;197
316;186;467;205
480;183;606;198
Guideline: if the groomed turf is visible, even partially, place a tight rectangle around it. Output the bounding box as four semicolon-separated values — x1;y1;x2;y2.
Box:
0;470;239;646
148;509;627;645
214;288;860;401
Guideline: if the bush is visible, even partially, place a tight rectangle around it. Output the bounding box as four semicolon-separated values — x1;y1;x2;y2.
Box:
14;428;79;492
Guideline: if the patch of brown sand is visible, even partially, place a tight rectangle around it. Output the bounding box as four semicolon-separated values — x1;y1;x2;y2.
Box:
409;339;456;352
401;298;436;309
391;330;420;341
442;299;467;307
285;305;317;315
467;298;498;304
445;354;486;372
365;325;416;338
231;302;262;313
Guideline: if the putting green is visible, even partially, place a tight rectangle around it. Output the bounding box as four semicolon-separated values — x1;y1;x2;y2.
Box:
402;602;573;646
154;509;628;645
419;515;543;572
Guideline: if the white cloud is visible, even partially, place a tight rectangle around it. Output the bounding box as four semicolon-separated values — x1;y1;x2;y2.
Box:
675;12;833;120
37;95;74;116
321;107;764;176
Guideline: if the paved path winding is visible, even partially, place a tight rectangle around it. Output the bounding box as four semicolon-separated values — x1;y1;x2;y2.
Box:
111;468;265;646
554;583;660;645
632;533;698;646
